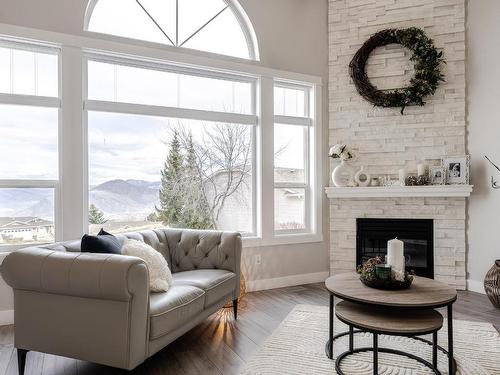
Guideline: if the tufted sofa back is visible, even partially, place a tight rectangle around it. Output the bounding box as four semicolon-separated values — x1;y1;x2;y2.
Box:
25;228;242;274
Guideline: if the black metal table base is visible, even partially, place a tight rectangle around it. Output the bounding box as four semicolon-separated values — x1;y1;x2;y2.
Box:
325;330;457;375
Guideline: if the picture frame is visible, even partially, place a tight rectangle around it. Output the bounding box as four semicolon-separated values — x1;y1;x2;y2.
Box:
429;166;445;185
442;156;470;185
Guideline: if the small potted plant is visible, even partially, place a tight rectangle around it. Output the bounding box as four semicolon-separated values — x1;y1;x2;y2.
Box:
329;144;355;187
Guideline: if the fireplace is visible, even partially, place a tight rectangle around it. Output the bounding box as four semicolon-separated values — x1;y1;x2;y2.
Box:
356;218;434;278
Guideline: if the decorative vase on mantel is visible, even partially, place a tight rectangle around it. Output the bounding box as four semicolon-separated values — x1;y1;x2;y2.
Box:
484;260;500;309
332;160;354;187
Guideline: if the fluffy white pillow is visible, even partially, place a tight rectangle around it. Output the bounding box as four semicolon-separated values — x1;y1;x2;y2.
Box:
122;239;173;292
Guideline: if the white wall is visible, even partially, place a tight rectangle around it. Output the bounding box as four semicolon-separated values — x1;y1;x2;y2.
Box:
0;0;330;320
466;0;500;293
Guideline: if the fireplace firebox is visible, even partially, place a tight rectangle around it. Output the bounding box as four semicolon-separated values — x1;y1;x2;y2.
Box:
356;218;434;278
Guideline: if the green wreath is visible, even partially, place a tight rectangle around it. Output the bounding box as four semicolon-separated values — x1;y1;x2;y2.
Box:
349;27;445;114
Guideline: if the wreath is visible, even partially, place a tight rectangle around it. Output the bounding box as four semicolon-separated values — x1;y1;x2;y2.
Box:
349;27;445;114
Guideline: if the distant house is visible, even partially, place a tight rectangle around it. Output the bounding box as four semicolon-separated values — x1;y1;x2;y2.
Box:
0;217;54;245
206;167;305;233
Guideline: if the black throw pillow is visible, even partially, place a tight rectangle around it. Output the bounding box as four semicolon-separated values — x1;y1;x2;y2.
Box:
98;228;113;236
81;229;121;254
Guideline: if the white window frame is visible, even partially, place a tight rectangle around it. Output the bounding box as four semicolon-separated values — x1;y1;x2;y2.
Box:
0;22;323;251
273;81;315;236
84;53;259;236
0;39;62;251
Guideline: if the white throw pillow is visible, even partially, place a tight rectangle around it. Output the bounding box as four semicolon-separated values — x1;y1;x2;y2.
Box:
121;239;173;292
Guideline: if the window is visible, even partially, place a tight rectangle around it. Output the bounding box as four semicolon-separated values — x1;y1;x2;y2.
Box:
0;18;321;249
274;82;313;233
0;41;59;249
85;0;259;60
86;56;256;235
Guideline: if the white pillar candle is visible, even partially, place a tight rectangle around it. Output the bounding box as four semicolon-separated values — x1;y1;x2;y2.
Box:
387;238;405;275
398;168;407;185
417;163;427;177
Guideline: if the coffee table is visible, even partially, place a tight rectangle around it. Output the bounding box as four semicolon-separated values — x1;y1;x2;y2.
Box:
325;273;457;374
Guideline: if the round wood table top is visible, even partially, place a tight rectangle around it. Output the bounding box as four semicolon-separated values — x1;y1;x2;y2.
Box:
325;272;457;308
335;301;444;335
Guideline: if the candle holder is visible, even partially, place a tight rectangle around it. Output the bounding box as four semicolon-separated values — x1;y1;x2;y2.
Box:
375;264;392;280
357;257;414;290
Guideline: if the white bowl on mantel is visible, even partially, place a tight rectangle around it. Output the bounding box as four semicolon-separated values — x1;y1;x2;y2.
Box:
324;185;474;199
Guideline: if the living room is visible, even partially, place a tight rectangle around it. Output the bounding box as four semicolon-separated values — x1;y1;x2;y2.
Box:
0;0;498;374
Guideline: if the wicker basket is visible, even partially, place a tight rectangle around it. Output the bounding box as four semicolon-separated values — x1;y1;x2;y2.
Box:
484;260;500;309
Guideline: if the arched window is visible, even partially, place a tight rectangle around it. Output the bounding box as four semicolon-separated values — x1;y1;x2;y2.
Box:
84;0;259;60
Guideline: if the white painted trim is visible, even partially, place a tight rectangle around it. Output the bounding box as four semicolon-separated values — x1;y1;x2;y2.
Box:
0;23;322;84
246;271;329;292
85;100;258;125
0;93;60;108
325;185;474;199
0;180;58;188
243;233;323;248
0;310;13;326
274;115;312;126
467;279;485;294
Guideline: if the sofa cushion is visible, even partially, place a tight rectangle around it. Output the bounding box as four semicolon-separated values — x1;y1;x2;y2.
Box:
149;285;205;339
81;233;121;254
122;239;173;292
173;269;236;307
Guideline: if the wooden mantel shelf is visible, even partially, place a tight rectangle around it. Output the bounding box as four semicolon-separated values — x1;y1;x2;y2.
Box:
325;185;473;198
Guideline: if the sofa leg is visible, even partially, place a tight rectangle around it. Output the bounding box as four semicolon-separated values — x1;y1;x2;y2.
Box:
233;299;238;320
17;348;28;375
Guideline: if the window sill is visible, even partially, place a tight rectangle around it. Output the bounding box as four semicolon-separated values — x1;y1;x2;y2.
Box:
242;233;323;248
0;233;325;264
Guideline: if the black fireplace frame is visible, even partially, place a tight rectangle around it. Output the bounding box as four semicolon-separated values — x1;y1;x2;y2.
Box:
356;218;434;278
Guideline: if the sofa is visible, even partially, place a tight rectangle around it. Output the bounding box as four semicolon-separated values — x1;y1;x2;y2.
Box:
1;228;242;374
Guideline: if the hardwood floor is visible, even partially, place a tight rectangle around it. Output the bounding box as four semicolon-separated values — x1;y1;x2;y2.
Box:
0;284;498;375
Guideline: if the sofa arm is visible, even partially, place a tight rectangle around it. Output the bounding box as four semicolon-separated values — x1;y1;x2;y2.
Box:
1;248;150;370
1;248;147;302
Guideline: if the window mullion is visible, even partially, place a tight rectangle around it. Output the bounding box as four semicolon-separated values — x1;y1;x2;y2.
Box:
260;77;274;241
60;45;86;241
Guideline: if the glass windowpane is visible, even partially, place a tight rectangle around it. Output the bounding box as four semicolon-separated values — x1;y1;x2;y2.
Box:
88;0;170;45
88;60;253;114
274;188;305;231
0;105;58;180
88;111;253;234
274;86;307;117
0;46;58;97
87;0;252;59
0;188;55;247
182;7;250;59
274;124;306;183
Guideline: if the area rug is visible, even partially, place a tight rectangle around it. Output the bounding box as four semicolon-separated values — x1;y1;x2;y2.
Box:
240;305;500;375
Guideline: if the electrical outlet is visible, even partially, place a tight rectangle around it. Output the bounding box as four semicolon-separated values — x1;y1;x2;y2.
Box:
255;254;262;265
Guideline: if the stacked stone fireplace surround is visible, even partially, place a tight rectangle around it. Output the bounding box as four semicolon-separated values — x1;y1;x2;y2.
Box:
328;0;467;289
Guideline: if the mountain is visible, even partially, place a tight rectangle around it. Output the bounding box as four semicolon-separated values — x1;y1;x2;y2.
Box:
0;189;54;220
0;179;161;221
89;179;160;219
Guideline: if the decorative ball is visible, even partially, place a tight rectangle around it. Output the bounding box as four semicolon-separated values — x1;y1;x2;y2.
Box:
416;175;430;186
405;175;418;186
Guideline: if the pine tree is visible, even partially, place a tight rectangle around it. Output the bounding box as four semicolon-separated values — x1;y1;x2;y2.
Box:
157;130;184;227
88;204;107;224
182;133;213;229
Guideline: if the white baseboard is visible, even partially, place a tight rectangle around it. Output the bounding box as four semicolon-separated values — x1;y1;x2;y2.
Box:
0;310;13;326
246;271;329;292
467;279;485;294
